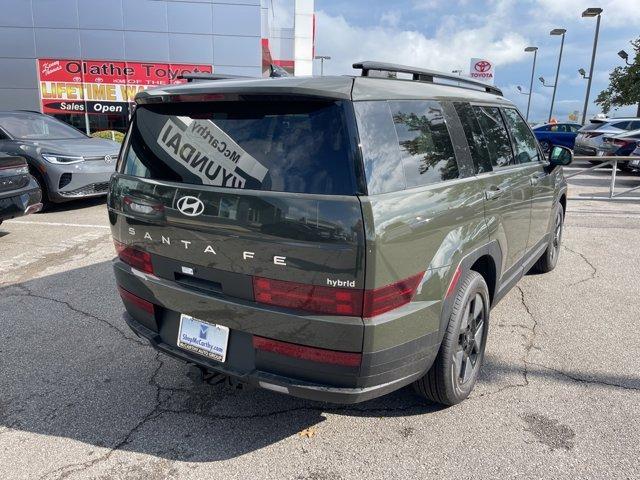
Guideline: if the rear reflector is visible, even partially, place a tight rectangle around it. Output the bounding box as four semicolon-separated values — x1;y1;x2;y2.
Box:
362;272;424;317
445;265;462;298
252;276;363;316
253;335;361;367
253;273;424;318
117;286;155;315
114;240;154;274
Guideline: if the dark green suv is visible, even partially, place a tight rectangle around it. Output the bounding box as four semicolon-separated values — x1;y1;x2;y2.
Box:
108;62;571;405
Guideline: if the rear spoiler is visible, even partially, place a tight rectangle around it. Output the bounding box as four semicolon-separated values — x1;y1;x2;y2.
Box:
177;73;250;83
178;65;291;83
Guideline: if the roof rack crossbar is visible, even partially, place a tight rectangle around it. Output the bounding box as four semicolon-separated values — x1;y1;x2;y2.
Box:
352;61;503;96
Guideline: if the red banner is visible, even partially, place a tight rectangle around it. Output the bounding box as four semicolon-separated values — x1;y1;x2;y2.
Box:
37;59;212;115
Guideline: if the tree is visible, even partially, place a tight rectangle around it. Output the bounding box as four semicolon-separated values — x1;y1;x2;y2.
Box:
595;38;640;116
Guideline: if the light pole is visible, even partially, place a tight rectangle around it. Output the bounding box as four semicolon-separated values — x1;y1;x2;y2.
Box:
581;7;603;124
544;28;566;123
618;50;632;66
314;55;331;76
524;46;538;122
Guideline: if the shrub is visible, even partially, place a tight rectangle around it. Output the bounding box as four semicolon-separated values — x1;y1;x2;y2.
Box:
91;130;125;143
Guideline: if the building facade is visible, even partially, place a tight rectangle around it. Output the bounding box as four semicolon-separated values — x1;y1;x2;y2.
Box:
0;0;313;133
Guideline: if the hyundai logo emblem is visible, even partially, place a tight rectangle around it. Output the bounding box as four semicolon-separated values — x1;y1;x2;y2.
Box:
176;196;205;217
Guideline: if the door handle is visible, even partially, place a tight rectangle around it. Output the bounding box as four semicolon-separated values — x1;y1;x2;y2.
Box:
485;186;503;200
530;172;546;186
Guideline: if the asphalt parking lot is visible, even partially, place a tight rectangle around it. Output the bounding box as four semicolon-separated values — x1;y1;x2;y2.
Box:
1;162;639;479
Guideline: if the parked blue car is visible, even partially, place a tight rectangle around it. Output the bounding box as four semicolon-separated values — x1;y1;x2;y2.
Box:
533;122;582;153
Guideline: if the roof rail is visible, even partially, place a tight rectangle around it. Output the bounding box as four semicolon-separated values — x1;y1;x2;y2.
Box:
178;73;250;82
352;61;503;96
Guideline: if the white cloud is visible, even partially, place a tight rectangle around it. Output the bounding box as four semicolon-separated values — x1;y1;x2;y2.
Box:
532;0;640;27
380;10;402;28
315;8;529;76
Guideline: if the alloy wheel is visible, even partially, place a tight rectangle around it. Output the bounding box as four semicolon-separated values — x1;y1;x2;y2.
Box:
453;293;485;386
549;210;563;262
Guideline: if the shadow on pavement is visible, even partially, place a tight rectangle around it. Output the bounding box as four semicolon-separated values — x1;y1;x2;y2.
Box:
1;260;636;464
0;261;441;464
40;196;107;213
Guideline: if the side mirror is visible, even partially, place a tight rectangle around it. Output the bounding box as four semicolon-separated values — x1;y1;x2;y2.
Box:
549;145;573;166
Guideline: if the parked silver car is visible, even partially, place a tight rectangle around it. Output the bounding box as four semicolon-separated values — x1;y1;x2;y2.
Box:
574;117;640;156
596;128;640;173
0;111;120;206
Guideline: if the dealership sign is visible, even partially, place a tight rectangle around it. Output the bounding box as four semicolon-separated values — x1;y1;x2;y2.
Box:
469;58;495;85
37;59;213;115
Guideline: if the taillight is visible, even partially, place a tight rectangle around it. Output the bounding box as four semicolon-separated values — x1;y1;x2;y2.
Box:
114;240;154;274
252;273;424;318
362;272;424;317
117;286;155;314
612;139;634;147
252;276;363;316
253;336;361;367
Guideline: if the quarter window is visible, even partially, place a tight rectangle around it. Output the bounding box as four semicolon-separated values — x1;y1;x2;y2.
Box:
389;100;459;187
502;108;540;164
454;102;493;174
472;106;514;168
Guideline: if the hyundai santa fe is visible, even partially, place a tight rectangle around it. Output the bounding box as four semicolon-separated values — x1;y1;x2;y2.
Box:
108;62;571;405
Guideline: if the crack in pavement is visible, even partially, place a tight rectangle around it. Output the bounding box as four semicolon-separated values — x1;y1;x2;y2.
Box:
562;245;597;286
473;286;535;400
39;353;167;480
528;361;640;392
38;351;431;480
2;287;144;347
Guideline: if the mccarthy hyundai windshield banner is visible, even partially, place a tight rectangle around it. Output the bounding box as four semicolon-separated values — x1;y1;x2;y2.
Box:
37;59;213;115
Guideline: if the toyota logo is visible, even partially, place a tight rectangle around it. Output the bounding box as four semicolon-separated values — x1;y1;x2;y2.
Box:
474;60;491;73
176;196;205;217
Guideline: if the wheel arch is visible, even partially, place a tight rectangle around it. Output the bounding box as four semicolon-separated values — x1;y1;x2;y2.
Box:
439;241;502;339
559;193;567;215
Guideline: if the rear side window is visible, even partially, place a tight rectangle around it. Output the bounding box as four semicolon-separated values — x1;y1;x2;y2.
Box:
502;108;540;164
611;121;630;130
453;102;493;174
627;120;640;130
389;100;458;188
472;106;514;168
121;100;357;195
353;101;406;194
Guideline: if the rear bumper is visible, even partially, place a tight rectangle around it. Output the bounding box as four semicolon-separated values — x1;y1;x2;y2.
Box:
124;311;424;403
0;179;42;222
114;260;440;404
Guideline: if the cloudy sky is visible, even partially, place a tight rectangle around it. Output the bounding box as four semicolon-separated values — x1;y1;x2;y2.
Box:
272;0;640;123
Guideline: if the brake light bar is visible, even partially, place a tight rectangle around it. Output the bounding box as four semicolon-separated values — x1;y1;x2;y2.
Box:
362;272;424;317
252;276;363;316
253;335;362;367
114;240;154;274
117;286;155;315
252;272;424;318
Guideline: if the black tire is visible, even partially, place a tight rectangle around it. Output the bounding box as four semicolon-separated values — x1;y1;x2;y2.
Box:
539;140;552;155
30;169;50;212
618;163;633;173
531;204;564;274
413;270;490;406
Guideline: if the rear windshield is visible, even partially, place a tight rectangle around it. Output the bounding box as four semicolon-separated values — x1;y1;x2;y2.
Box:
121;100;357;195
